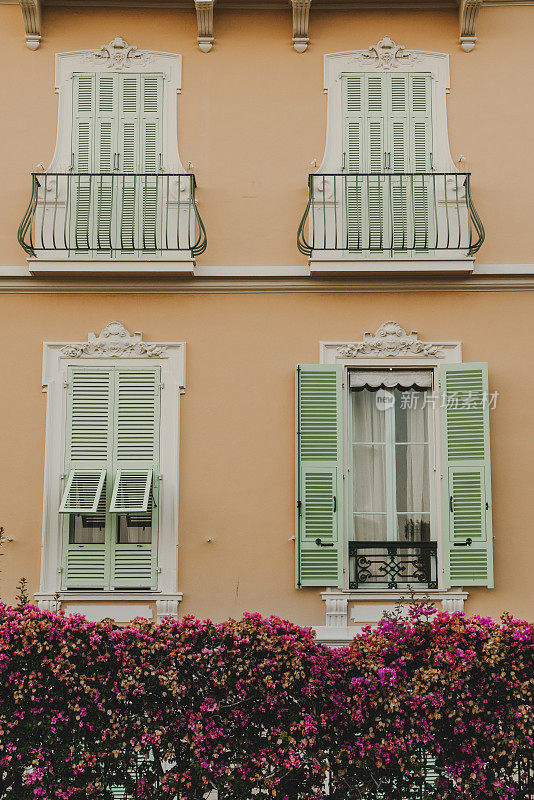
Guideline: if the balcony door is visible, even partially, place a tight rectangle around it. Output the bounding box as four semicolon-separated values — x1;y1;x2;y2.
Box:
71;72;163;256
342;73;433;254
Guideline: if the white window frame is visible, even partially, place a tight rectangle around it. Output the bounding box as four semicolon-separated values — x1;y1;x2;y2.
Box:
29;37;196;272
308;37;473;274
320;321;465;594
36;321;185;623
314;322;468;644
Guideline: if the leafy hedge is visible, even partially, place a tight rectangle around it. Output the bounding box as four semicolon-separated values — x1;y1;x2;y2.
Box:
0;602;532;800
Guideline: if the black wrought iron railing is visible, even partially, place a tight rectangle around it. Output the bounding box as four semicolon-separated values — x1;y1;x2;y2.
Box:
297;172;484;257
349;540;438;590
18;172;207;258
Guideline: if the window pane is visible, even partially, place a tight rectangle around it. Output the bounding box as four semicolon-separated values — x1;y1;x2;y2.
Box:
352;389;387;442
117;514;152;544
69;515;106;544
395;443;430;513
396;513;431;541
353;444;387;512
394;389;429;442
353;513;387;541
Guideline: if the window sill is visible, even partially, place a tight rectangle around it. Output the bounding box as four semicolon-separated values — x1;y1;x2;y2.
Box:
28;257;196;276
309;256;475;276
34;591;183;624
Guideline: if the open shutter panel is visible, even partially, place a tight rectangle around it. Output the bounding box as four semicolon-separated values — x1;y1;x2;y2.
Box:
140;75;163;252
440;363;493;588
72;75;95;251
63;367;113;589
296;365;343;588
110;469;153;513
111;368;160;589
60;469;106;514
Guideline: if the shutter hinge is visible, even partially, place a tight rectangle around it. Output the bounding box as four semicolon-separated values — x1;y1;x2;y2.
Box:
297;500;302;517
63;381;69;389
159;382;164;389
57;567;63;573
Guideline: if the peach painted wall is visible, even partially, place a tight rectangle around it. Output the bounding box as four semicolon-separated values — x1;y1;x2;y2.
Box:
0;3;533;267
0;290;532;625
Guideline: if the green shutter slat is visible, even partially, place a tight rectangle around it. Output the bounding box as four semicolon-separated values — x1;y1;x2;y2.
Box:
115;369;159;462
110;469;152;513
59;468;106;514
296;365;343;588
65;546;107;586
440;363;493;588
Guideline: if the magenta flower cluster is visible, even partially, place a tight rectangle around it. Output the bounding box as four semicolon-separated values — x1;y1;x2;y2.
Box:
0;603;532;800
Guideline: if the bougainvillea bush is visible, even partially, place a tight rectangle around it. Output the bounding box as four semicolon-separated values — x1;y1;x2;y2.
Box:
0;602;532;800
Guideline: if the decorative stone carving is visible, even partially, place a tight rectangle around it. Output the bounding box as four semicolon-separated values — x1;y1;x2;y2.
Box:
86;36;152;69
19;0;41;50
195;0;215;53
60;321;168;359
156;598;181;623
323;592;349;628
337;321;445;359
348;36;417;70
441;595;466;613
459;0;483;52
290;0;312;53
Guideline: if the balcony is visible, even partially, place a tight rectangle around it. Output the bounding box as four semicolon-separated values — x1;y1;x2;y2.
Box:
348;540;438;590
18;172;207;274
298;173;484;275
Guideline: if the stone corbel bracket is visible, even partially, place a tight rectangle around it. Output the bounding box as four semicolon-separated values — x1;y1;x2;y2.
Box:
459;0;483;52
290;0;312;53
20;0;41;50
195;0;215;53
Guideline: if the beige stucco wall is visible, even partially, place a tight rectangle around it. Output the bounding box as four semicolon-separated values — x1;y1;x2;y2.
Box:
0;290;532;624
0;3;533;267
0;3;533;626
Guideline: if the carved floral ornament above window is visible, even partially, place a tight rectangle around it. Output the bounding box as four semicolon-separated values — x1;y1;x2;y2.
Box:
60;322;168;359
85;36;153;69
337;322;445;359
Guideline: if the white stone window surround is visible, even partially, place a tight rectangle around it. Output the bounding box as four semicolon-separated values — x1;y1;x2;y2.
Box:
29;37;196;273
35;322;185;623
314;321;468;643
308;38;474;275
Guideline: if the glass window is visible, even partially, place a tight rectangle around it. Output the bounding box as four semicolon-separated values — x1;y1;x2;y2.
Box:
350;380;432;543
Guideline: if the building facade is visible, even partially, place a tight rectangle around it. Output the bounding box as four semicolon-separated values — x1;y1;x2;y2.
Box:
0;0;533;643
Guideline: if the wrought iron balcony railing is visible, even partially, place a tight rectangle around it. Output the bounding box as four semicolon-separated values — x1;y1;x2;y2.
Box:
349;540;438;590
297;172;484;258
18;172;207;258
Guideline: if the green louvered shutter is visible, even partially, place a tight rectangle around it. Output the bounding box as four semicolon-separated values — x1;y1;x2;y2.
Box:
366;75;386;251
343;75;364;250
409;74;433;249
118;74;140;252
110;368;160;589
62;367;113;588
296;365;343;588
440;363;493;588
72;74;95;251
139;75;163;253
94;74;117;252
389;74;410;251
